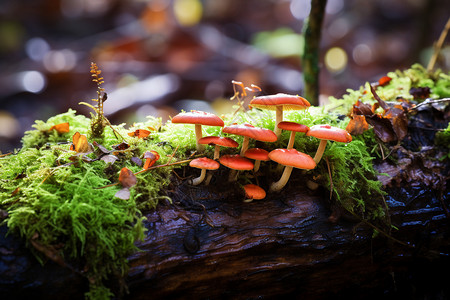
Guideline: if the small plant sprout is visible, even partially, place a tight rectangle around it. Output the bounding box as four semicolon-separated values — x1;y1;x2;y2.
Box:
243;148;270;172
189;157;220;185
171;110;224;153
306;124;352;164
249;93;310;138
243;184;266;202
219;154;254;181
230;80;262;116
268;149;316;192
277;121;310;149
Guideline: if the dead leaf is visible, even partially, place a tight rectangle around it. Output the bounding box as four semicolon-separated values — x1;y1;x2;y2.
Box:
128;129;151;138
346;115;369;135
118;167;137;188
100;154;118;164
70;132;92;153
49;122;70;133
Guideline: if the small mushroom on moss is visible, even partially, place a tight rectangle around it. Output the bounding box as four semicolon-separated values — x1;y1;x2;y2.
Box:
243;184;266;202
268;149;316;192
249;93;310;138
277;121;309;149
171;110;224;152
197;136;239;160
143;151;160;170
243;148;270;172
189;157;220;185
222;123;277;155
219;154;254;181
306;124;352;164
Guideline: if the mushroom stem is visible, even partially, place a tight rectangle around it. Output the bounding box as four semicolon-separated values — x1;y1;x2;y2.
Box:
287;131;296;149
194;124;205;152
253;160;261;172
270;166;293;192
313;139;328;163
274;106;283;137
228;170;239;182
240;137;250;156
213;145;220;160
192;169;207;185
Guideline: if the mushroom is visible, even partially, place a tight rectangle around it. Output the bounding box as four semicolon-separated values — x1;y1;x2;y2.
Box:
219;154;254;181
243;148;270;172
222;123;277;156
306;124;352;164
249;93;310;138
197;136;239;160
277;121;310;149
197;136;239;184
189;157;220;185
243;184;266;202
143;151;160;170
268;149;316;192
171;110;224;152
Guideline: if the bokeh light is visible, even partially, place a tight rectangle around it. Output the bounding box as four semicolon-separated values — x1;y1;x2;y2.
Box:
325;47;348;73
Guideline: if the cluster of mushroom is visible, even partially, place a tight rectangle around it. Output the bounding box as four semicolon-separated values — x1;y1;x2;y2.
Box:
171;93;352;201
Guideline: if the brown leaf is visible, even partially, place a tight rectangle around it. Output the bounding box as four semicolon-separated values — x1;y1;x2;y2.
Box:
346;115;369;135
118;167;137;188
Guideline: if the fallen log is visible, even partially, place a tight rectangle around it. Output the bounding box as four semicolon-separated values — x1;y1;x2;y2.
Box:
1;105;449;299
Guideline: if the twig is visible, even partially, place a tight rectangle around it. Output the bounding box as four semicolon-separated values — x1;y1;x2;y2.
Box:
408;98;450;111
427;17;450;72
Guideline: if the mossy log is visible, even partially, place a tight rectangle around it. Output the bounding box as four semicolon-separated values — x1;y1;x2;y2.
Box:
1;170;449;299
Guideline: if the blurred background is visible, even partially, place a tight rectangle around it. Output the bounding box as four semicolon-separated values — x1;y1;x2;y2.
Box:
0;0;449;153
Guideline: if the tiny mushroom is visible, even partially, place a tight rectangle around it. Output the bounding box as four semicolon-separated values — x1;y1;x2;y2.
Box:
219;154;254;181
189;157;220;185
197;136;239;160
249;93;310;138
243;148;270;172
268;149;316;192
306;124;352;164
222;123;277;156
243;184;266;202
277;121;310;149
171;110;224;152
143;151;160;170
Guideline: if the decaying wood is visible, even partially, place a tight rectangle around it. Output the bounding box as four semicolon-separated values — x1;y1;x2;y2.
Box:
1;106;449;299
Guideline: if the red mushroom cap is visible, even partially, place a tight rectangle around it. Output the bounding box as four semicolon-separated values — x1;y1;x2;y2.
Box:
219;154;254;170
244;148;270;161
222;123;277;142
277;121;310;133
306;125;352;143
189;157;220;170
249;93;310;110
268;149;316;170
198;136;239;148
171;110;224;127
243;184;266;200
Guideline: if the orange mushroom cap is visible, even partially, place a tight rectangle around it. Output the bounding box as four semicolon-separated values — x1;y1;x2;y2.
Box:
277;121;310;133
249;93;310;110
222;123;277;142
306;125;352;143
171;110;224;127
243;184;266;200
268;149;316;170
219;154;254;170
244;148;270;161
189;157;220;170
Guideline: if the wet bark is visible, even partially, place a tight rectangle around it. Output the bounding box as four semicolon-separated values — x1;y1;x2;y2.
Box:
1;106;449;299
